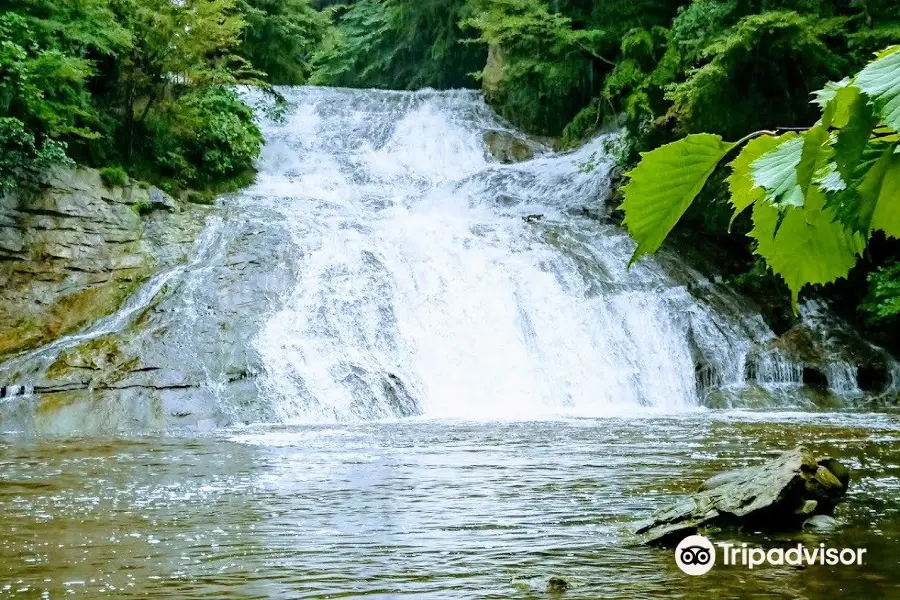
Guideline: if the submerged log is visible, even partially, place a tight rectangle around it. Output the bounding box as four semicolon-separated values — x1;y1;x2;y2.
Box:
636;447;849;545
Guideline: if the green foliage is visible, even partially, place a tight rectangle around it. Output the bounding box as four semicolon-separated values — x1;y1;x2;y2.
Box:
621;46;900;310
749;191;865;309
560;100;603;149
621;134;735;263
0;117;71;194
0;11;105;149
726;134;788;228
462;0;680;135
99;166;128;187
311;0;481;90
855;46;900;131
239;0;328;85
145;87;263;187
462;0;593;134
664;10;846;139
862;262;900;325
131;198;152;215
0;0;295;194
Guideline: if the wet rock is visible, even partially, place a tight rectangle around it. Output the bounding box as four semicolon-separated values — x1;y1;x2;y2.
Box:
698;465;759;491
803;515;839;532
794;499;819;517
818;457;850;489
637;447;850;545
0;167;205;361
483;130;544;163
796;387;844;410
805;464;844;506
383;373;420;417
759;324;894;395
704;385;778;410
180;190;215;205
0;166;248;434
149;186;177;211
771;326;824;363
547;576;569;594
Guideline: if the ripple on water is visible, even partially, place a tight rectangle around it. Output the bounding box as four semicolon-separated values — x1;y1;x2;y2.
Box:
2;414;900;598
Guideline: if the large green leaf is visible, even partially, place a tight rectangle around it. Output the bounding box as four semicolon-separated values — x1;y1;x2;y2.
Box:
751;189;864;310
797;125;831;192
856;45;900;132
865;148;900;239
726;134;790;230
814;78;850;110
816;79;856;129
751;126;831;210
751;136;805;209
832;90;877;181
826;142;897;235
622;134;735;263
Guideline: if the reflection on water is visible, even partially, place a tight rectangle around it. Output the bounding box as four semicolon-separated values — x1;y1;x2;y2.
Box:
2;413;900;598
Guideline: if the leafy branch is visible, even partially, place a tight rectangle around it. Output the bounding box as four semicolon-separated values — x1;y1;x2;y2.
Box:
621;45;900;310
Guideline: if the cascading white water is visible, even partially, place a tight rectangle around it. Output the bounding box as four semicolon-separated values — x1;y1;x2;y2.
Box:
242;87;781;421
1;86;893;433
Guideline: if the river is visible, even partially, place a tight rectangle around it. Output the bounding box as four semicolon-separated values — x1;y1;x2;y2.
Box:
1;88;899;598
3;416;900;597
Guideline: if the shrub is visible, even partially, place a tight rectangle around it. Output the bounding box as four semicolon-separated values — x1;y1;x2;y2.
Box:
0;118;71;194
99;166;129;187
863;263;900;326
132;199;153;215
145;87;264;188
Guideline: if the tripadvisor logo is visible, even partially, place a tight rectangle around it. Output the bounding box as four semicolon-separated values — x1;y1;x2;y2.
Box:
675;535;716;575
674;534;867;575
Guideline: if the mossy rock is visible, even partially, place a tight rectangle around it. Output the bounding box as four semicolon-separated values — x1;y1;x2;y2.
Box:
0;267;151;362
46;335;139;386
770;326;824;363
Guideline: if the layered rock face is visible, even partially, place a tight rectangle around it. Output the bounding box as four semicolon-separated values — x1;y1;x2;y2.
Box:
0;169;192;359
0;168;285;434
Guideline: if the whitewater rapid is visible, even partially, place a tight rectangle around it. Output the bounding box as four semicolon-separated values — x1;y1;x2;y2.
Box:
239;88;781;421
4;87;883;434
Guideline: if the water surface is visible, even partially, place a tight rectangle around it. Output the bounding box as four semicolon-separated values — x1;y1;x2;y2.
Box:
3;412;900;598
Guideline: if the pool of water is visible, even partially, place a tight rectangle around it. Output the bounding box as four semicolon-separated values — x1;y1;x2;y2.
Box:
2;412;900;598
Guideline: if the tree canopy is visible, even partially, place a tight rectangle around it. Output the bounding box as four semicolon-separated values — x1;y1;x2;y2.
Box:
0;0;324;193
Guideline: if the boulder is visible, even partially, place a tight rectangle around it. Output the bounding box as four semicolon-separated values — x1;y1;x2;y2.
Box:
547;576;569;594
636;447;850;545
149;186;177;211
803;515;839;532
483;130;544;164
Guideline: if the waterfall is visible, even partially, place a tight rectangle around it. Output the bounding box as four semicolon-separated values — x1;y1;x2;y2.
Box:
4;87;890;433
244;87;779;421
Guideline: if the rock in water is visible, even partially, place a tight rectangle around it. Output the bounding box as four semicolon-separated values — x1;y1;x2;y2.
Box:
547;576;569;594
636;447;850;545
483;130;544;163
803;514;839;532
